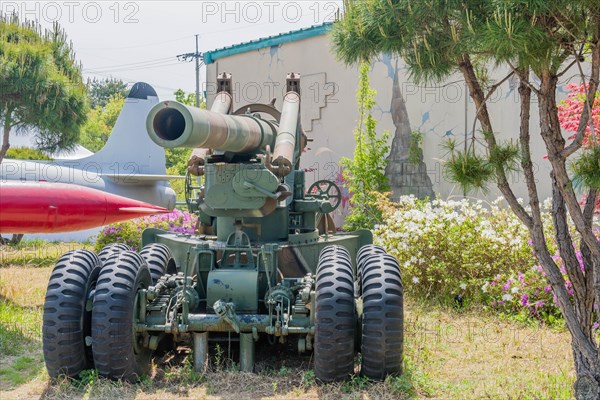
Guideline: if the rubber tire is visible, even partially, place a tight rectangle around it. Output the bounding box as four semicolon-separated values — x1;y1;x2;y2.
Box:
319;245;351;262
314;246;356;382
360;254;404;380
356;245;386;278
140;243;173;284
92;251;152;381
42;250;101;379
139;243;176;353
98;243;130;263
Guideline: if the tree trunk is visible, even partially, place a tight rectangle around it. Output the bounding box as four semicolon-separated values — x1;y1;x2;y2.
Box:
536;71;600;399
457;55;533;228
9;234;24;246
0;123;11;164
460;59;600;396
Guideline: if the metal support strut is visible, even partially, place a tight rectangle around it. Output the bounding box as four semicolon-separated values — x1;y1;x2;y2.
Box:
193;332;208;372
239;333;255;372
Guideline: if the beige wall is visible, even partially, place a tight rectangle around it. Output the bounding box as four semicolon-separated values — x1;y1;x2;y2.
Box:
206;33;561;217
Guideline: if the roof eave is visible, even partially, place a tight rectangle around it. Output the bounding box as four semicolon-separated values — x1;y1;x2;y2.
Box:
204;22;332;65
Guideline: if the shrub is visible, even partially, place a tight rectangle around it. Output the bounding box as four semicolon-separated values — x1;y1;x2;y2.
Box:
374;195;545;303
95;210;196;252
340;63;390;231
374;194;600;325
485;268;561;324
5;147;52;160
487;232;600;325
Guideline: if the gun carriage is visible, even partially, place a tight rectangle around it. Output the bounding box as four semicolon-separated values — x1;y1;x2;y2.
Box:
42;73;404;382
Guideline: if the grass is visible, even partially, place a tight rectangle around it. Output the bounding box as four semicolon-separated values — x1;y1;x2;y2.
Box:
0;263;575;399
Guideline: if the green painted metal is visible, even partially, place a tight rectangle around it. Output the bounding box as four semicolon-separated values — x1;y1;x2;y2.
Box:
147;101;278;152
193;332;208;372
207;269;259;313
239;333;255;372
203;23;332;64
138;74;374;373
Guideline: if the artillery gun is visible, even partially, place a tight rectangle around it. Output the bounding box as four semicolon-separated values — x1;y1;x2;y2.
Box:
41;73;404;382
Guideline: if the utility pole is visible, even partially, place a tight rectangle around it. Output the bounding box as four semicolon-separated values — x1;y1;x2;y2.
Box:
177;34;203;107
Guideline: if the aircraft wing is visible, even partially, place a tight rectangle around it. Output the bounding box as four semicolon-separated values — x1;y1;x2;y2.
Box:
100;174;185;185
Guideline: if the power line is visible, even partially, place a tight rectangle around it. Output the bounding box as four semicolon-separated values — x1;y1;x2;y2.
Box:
90;62;184;74
85;61;181;73
78;35;193;51
86;71;181;93
83;56;176;72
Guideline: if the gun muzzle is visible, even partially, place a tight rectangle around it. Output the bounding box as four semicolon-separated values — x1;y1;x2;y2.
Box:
146;101;277;153
271;91;300;176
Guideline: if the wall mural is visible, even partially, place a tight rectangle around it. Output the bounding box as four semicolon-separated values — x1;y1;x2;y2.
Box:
385;64;435;200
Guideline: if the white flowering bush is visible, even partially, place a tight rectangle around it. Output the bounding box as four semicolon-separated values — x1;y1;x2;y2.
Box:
374;195;544;303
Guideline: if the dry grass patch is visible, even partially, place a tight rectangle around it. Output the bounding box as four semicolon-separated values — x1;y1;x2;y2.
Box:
0;263;575;399
0;266;52;306
405;301;574;398
0;241;94;267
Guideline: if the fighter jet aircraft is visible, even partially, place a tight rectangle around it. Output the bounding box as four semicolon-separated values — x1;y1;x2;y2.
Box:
0;82;180;234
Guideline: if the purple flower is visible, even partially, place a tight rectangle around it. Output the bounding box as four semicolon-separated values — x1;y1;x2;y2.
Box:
536;265;544;273
575;251;585;272
566;280;574;296
520;294;529;306
559;266;567;275
544;285;552;293
534;300;545;309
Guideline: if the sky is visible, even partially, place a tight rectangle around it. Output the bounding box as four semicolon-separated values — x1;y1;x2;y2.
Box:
4;1;343;100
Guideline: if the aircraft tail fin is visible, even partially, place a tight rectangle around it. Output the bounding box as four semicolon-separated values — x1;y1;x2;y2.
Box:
59;82;166;176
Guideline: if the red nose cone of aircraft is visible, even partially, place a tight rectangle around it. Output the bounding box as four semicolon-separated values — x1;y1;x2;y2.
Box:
0;181;168;234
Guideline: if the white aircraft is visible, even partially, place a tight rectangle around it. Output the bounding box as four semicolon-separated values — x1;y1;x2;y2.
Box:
0;82;180;234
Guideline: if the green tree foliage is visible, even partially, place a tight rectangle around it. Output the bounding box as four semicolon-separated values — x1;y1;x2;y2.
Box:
333;1;600;393
0;15;88;164
166;147;192;203
340;63;390;230
5;146;51;160
174;88;199;107
79;79;128;153
78;94;125;152
88;77;128;109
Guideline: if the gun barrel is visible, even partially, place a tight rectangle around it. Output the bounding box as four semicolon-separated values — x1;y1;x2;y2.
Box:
146;101;276;153
271;91;300;174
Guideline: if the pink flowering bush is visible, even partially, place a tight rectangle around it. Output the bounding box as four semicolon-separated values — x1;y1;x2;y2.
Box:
557;83;600;147
486;267;562;324
558;83;600;215
487;232;600;325
95;210;197;252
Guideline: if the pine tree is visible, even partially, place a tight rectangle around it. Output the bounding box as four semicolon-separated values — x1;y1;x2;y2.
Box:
0;15;88;163
333;1;600;395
